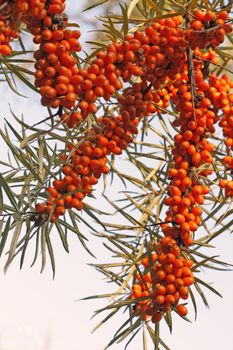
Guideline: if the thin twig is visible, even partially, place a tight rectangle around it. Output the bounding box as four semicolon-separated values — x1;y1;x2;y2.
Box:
142;82;153;96
30;105;63;129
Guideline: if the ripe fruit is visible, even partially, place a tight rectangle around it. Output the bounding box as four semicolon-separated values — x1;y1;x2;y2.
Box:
176;304;188;317
6;3;231;334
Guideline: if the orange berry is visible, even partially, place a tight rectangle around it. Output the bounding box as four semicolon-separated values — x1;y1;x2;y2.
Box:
55;206;66;216
165;294;175;305
183;276;195;287
174;214;185;224
156;270;166;280
151;312;163;324
35;203;46;213
156;285;167;296
176;304;188;317
155;295;165;305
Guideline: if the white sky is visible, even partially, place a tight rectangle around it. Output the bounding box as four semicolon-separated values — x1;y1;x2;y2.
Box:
0;1;233;349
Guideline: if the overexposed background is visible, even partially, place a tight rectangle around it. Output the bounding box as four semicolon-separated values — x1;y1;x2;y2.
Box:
0;1;233;349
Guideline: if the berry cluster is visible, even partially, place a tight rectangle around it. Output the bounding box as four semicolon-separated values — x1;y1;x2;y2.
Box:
0;1;232;327
58;15;186;123
0;0;82;109
33;14;192;222
208;74;233;197
162;60;220;246
24;0;83;109
187;10;232;49
130;236;194;323
127;12;231;324
34;80;157;223
34;72;176;224
0;0;20;58
32;9;232;325
34;114;135;223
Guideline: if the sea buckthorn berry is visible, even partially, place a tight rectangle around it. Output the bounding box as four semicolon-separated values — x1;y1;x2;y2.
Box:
55;206;66;216
47;187;59;198
166;283;176;294
179;286;189;299
157;270;166;280
35;203;46;213
155;295;165;305
156;285;167;296
166;253;176;264
165;294;176;305
173;259;184;269
183;276;195;287
166;274;176;284
174;214;185;224
151;312;163;324
176;304;188;317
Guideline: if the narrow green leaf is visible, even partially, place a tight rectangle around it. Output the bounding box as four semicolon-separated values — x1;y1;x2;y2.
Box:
83;0;109;11
1;65;26;97
128;0;140;17
92;309;120;333
159;337;172;350
30;229;40;267
55;222;69;253
4;220;23;272
4;62;38;93
194;282;209;308
0;184;3;211
124;327;141;350
0;173;19;213
40;224;46;273
105;317;142;349
195;277;222;298
0;217;11;257
45;229;56;278
20;221;36;269
120;3;129;37
164;311;172;333
189;288;197;320
146;322;160;349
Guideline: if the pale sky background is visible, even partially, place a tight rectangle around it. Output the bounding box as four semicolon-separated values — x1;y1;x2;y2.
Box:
0;1;233;350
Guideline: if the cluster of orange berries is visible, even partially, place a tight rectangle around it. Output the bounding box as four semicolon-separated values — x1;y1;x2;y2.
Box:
0;0;21;58
209;75;233;165
127;12;232;324
0;18;16;57
33;25;82;109
207;74;233;197
33;15;194;223
34;116;134;223
0;0;69;61
12;0;67;25
34;75;175;223
55;14;193;134
161;60;221;246
130;236;194;323
118;83;170;120
0;2;232;326
33;10;232;227
23;0;83;109
219;179;233;197
194;47;218;64
187;10;232;49
58;15;186;123
0;0;83;109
